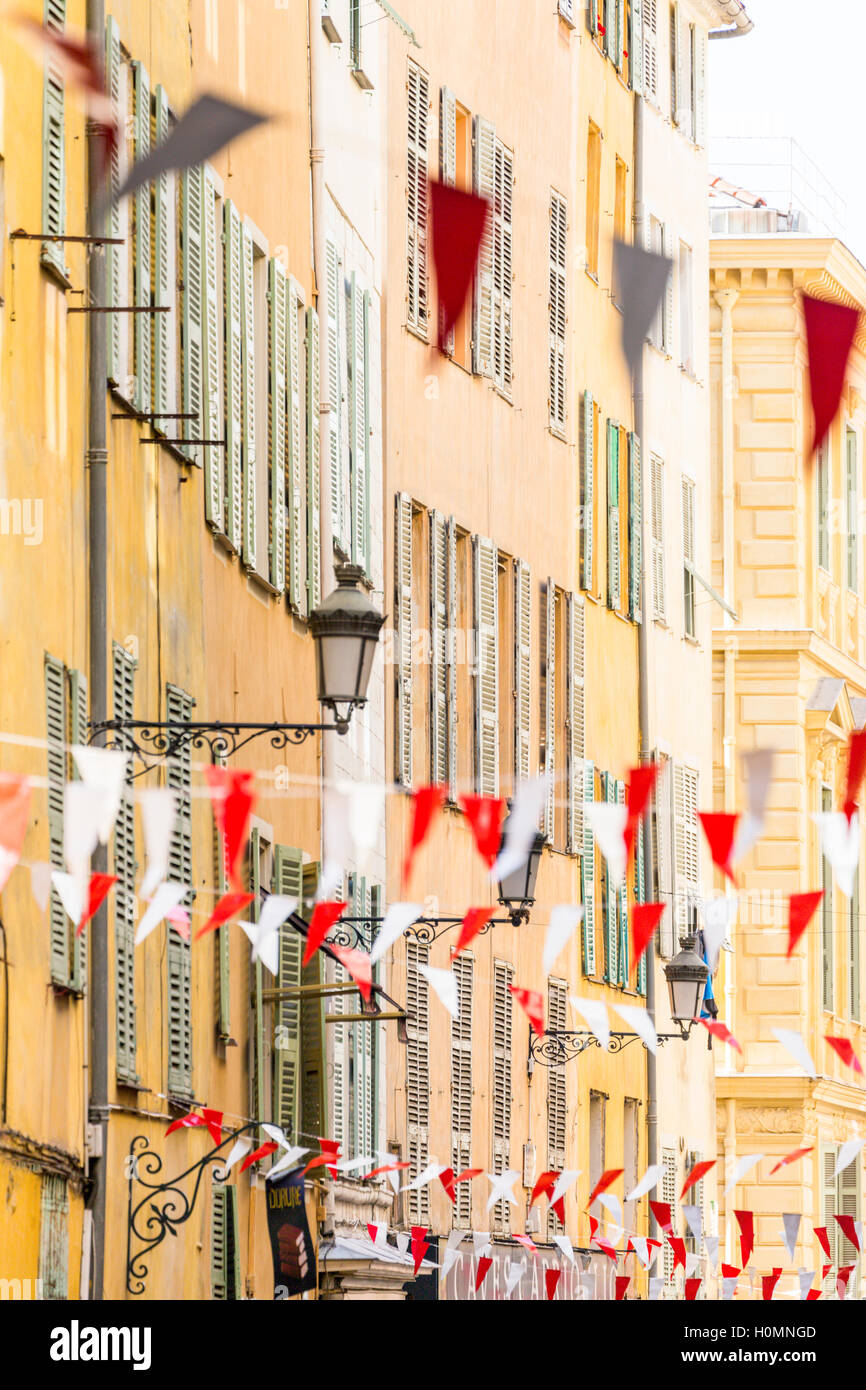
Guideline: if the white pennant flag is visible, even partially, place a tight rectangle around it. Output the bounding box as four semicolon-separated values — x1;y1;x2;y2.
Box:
553;1233;575;1265
30;861;53;912
138;789;178;898
814;810;860;899
419;963;459;1018
598;1193;622;1227
682;1204;702;1246
781;1213;801;1263
486;1170;520;1212
63;782;101;879
238;894;298;976
833;1138;864;1177
395;1232;410;1256
613;1002;657;1054
404;1162;447;1191
773;1027;817;1078
72;745;129;844
441;1230;467;1279
318;787;354;900
51;871;85;929
267;1144;309;1179
550;1169;580;1207
732;748;775;863
704;1235;719;1270
472;1230;492;1257
648;1276;664;1301
369;902;424;964
491;776;550;881
798;1267;815;1301
135;881;187;945
569;996;610;1051
626;1163;661;1202
699;896;738;972
543;905;583;975
340;780;386;875
723;1152;764;1195
504;1259;526;1298
216;1136;254;1179
630;1235;650;1269
585;803;628;890
722;1274;738;1300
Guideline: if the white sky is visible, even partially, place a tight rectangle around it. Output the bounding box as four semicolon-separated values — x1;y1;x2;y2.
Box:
710;0;866;262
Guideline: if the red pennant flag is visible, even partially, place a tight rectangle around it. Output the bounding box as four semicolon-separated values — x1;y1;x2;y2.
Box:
329;943;373;1002
734;1210;754;1268
195;890;254;941
697;811;739;884
586;1168;623;1210
363;1161;410;1181
302;901;347;965
589;1216;618;1262
787;891;823;957
650;1200;673;1234
204;766;255;890
453;1167;482;1186
814;1226;832;1262
509;983;545;1037
165;1108;223;1147
546;1268;562;1300
769;1145;813;1174
366;1223;380;1243
240;1141;279;1172
825;1034;864;1074
835;1214;861;1252
615;1274;631;1300
631;902;665;971
843;729;866;821
685;1277;701;1301
75;872;117;936
403;785;447;889
304;1138;342;1179
514;1234;537;1256
822;1262;831;1281
720;1263;740;1280
699;1019;742;1053
411;1237;429;1277
668;1236;686;1273
807;1288;822;1300
530;1170;565;1224
429;180;490;352
451;906;495;960
438;1167;456;1203
475;1255;493;1291
624;764;658;858
762;1270;781;1301
0;773;32;893
681;1159;715;1199
803;293;859;461
458;794;507;868
837;1263;855;1295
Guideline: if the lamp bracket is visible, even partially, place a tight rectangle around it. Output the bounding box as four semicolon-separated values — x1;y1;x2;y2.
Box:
529;1028;690;1067
88;719;340;775
333;912;521;951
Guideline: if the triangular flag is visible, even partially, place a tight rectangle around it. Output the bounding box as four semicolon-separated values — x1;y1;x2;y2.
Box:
204;766;255;891
699;895;738;972
803;293;859;460
429;180;490;351
238;894;298;975
303;901;347;965
553;1234;575;1265
419;963;459;1018
787;891;823;956
597;1192;622;1227
113;93;269;205
615;1274;631;1300
814;1225;832;1262
734;1210;754;1267
138;789;178;898
135;881;188;946
472;1230;493;1257
585;802;628;890
762;1269;782;1301
668;1236;686;1273
837;1264;855;1299
75;872;117;936
835;1214;860;1252
833;1138;864;1178
630;902;665;970
587;1168;623;1210
648;1276;664;1301
514;1233;538;1257
30;861;53;912
550;1169;580;1208
814;811;860;899
474;1255;493;1291
570;996;610;1050
369;902;423;964
650;1200;672;1235
825;1035;863;1073
773;1027;817;1077
769;1145;813;1174
402;786;447;889
504;1259;526;1298
491;776;550;882
782;1213;801;1263
843;729;866;821
624;762;659;858
329;943;373;1002
71;746;129;844
613;240;672;376
723;1152;764;1195
458;794;506;868
0;773;31;894
509;984;544;1037
626;1164;661;1202
195;891;254;941
733;748;775;861
218;1136;253;1179
699;1018;741;1053
704;1235;719;1270
451;907;495;960
613;1002;657;1054
681;1205;703;1245
166;1108;223;1147
684;1277;701;1301
697;811;739;884
543;904;582;975
798;1267;815;1301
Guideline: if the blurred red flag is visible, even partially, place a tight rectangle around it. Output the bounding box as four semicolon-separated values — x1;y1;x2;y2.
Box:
429;180;490;351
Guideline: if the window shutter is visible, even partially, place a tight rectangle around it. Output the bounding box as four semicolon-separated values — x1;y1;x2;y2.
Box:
241;223;258;571
268;258;288;593
41;2;66;279
248;826;267;1131
273;845;303;1142
581;760;596;975
607;422;621;610
493;141;514;394
588;0;599;36
542;579;556;841
671;2;681;124
662;224;675;354
581;391;594;591
181;166;205;471
847;429;858;593
603;774;619;982
651;453;666;620
202;170;224;516
166;684;193;1100
224;201;244;553
615;0;626;68
850;871;861;1019
348;877;376;1159
68;668;89;992
643;0;658;101
472;116;496;378
635;817;647;993
287;276;307;612
694;26;707;145
38;1173;69;1300
822;1147;838;1276
451;953;474;1227
653;755;674;957
514;560;532;786
558;0;576;24
673;763;699;936
132;62;152;414
549;191;567;434
630;0;644;93
406;939;431;1225
299;862;326;1143
838;1145;861;1272
305;306;322;610
492;959;514;1234
325;240;345;550
474;536;499;797
567;593;586;854
682;475;696;637
661;1147;678;1282
439;85;457;186
395;492;414;786
628;432;643;623
113;645;137;1084
616;779;629;984
211;1184;231;1299
152;86;173;428
45;655;68;987
430;510;448;785
209;751;231;1041
546;978;568;1233
406;61;429;336
446;517;459;800
105;18;125;382
350;274;368;575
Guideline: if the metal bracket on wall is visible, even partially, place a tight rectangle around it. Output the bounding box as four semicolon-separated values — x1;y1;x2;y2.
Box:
88;719;339;774
529;1028;689;1066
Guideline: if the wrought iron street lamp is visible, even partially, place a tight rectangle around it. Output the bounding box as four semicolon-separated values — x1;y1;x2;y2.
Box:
663;931;709;1033
308;562;386;733
496;817;544;925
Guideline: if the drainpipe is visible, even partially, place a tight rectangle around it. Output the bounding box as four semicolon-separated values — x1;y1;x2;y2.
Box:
708;1;753;39
716;291;738;1042
85;0;109;1301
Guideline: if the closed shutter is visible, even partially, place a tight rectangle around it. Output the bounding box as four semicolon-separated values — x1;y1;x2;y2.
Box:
630;0;643;93
661;1146;677;1281
662;224;675;355
850;870;861;1019
838;1145;861;1277
547;978;568;1236
492;959;514;1234
211;1184;240;1299
451;953;474;1227
202;169;223;517
514;560;532;785
684;1148;704;1254
439;86;457;354
580;391;594;591
493;140;514;395
287;276;307;612
248;826;266;1129
166;684;193;1099
635;817;647;993
406;61;429;335
273;845;303;1142
603;774;619;983
446;518;458;800
628;433;643;623
395;493;413;786
615;0;626;68
211;751;231;1041
152;86;173;428
350;275;368;575
38;1172;69;1300
617;779;629;985
328;872;350;1150
132;62;151;414
671;2;682;124
224;201;244;552
558;0;575;23
682;476;696;637
325;240;344;549
406;940;431;1225
651;453;666;620
694;26;707;145
473;536;499;797
105;17;126;383
45;655;68;987
673;763;700;936
472;116;496;377
542;580;556;841
653;755;675;957
567;593;586;854
350;877;375;1158
430;511;448;784
268;258;288;592
847;429;858;593
642;0;658;103
549;191;567;434
68;668;89;993
181;166;206;472
607;422;621;610
581;761;596;975
240;223;258;571
588;0;599;36
41;0;66;278
305;307;322;610
113;645;137;1084
300;862;326;1144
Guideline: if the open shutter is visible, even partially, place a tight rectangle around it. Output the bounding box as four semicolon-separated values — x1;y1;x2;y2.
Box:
446;517;458;800
202;170;223;515
451;952;474;1227
474;536;499;797
493;141;514;394
514;560;532;785
38;1172;69;1300
567;593;586;854
439;85;457;186
166;684;193;1099
325;240;345;550
838;1147;861;1274
581;761;596;975
224;201;243;552
406;61;429;335
249;827;266;1130
643;0;658;102
350;877;376;1159
694;26;707;145
113;646;137;1083
152;86;173;428
549;192;567;434
306;307;322;610
132;62;152;414
181;166;205;469
603;774;618;982
547;977;568;1234
41;0;66;278
105;17;126;382
430;511;448;784
581;391;594;591
274;845;304;1141
629;432;643;623
350;274;368;574
635;812;647;993
68;668;89;992
395;492;413;786
210;1184;228;1299
630;0;644;93
287;276;307;612
209;750;231;1041
607;422;621;609
491;959;514;1234
406;940;431;1225
45;656;68;987
472;116;496;377
268;258;288;592
615;0;626;68
661;1147;677;1280
616;780;629;984
241;223;258;570
300;862;326;1143
671;2;682;124
542;579;556;840
673;763;700;936
558;0;576;24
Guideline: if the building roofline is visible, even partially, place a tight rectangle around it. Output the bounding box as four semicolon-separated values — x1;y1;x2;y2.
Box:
710;234;866;311
704;0;754;37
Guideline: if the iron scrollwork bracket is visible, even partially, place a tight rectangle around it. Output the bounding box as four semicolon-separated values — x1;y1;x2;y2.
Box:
333;913;515;952
90;720;336;776
530;1029;687;1067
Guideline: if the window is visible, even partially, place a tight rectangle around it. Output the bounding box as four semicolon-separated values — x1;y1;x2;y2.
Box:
682;475;696;638
540;580;557;840
547;978;568;1237
589;1091;606;1201
211;1185;241;1299
653;754;674;956
822;784;834;1012
567;593;586;854
132;61;152;415
473;535;499;796
347;876;378;1157
451;953;474;1227
38;1173;69;1300
580;392;596;592
497;553;515;793
823;1145;860;1284
638;0;659;103
673;762;700;937
585;124;602;281
514;559;533;787
648;216;664;348
817;440;830;571
671;3;706;143
305;305;322;610
549;191;567;436
679;241;694;375
406;941;431;1225
473;119;513;394
430;511;458;789
41;0;66;281
847;427;858;592
628;431;642;622
166;683;193;1100
105;18;129;389
849;865;860;1020
491;959;514;1234
394;493;414;785
113;644;137;1087
406;61;429;337
153;86;179;433
623;1098;640;1235
272;845;304;1139
650;453;666;621
683;1149;704;1257
438;90;472;366
45;654;88;993
582;761;598;974
607;421;622;610
601;773;620;983
661;1146;678;1282
612;158;628;306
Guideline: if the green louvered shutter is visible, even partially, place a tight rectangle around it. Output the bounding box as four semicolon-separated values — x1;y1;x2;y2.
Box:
41;0;66;278
603;773;618;982
350;275;368;574
268;258;288;593
38;1172;69;1300
202;169;223;513
300;861;326;1144
607;423;621;610
628;432;642;623
838;1146;861;1278
326;240;344;550
166;684;193;1099
306;307;322;611
210;1184;239;1299
105;16;124;382
68;668;89;993
132;62;152;414
581;760;596;975
113;645;137;1083
274;845;304;1141
224;200;244;553
241;222;258;570
181;165;206;470
635;808;647;994
45;655;68;987
542;579;556;840
351;876;375;1157
152;85;172;429
567;593;585;855
212;751;231;1042
249;826;266;1128
287;276;307;613
581;391;594;591
616;779;629;985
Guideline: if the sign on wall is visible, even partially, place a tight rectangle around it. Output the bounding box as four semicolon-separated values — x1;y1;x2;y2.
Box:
268;1169;317;1298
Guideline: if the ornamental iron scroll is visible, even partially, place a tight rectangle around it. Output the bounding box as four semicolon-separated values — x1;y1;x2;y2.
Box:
90;720;339;776
529;1029;689;1067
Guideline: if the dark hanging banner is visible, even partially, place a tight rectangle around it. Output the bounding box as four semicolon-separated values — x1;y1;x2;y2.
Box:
267;1169;316;1298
